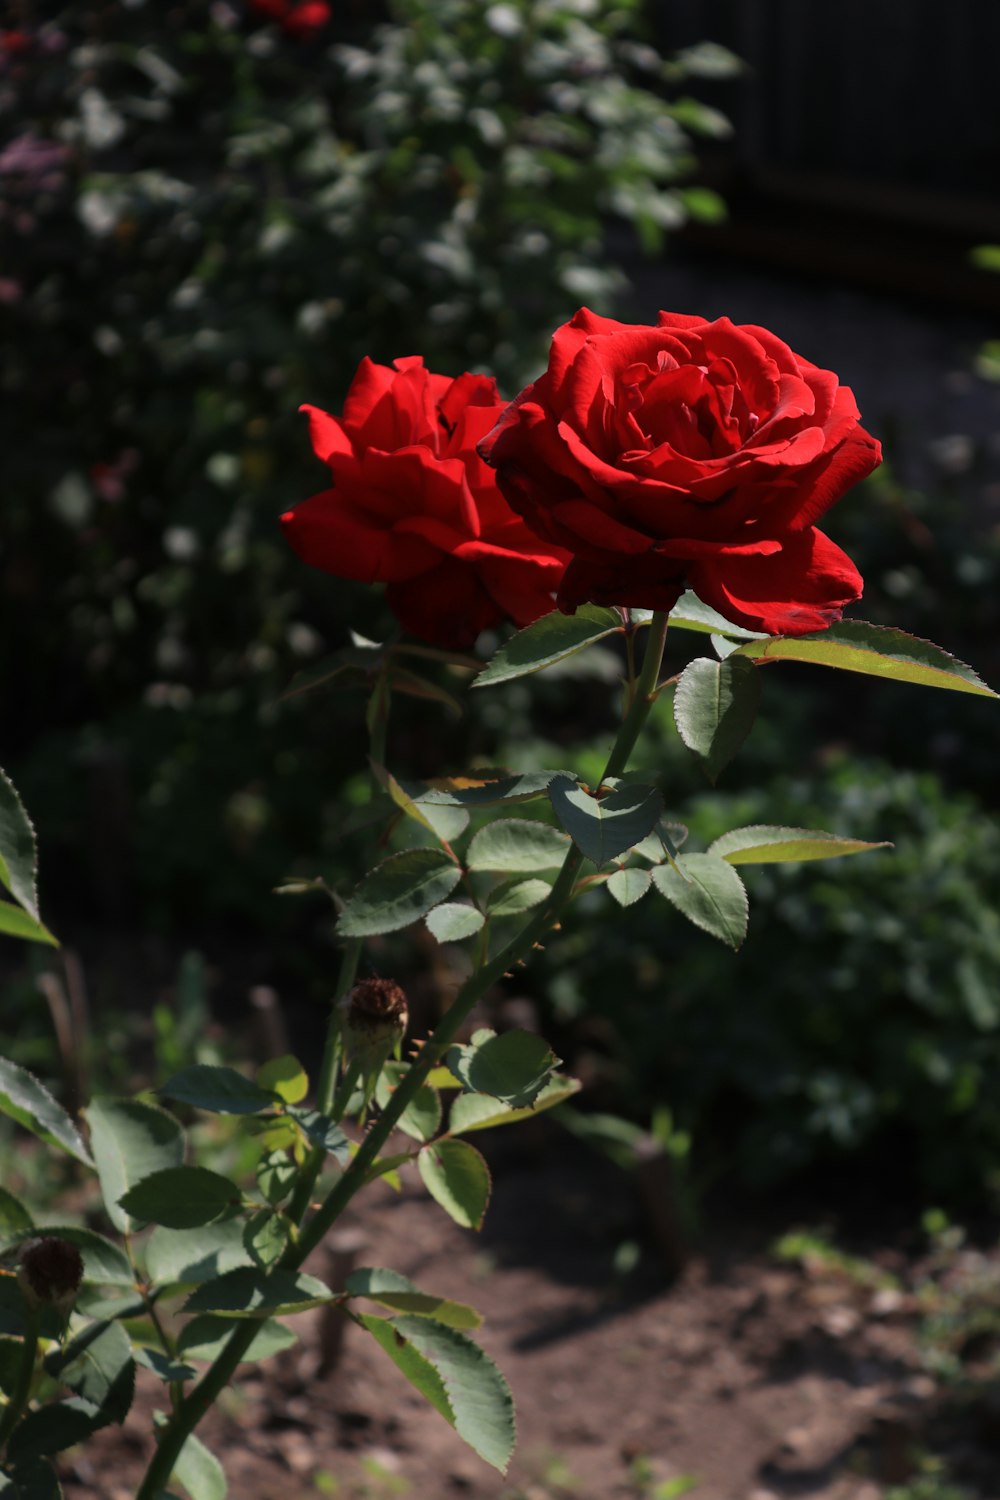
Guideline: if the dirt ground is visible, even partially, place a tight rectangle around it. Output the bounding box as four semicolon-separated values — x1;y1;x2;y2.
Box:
56;1120;1000;1500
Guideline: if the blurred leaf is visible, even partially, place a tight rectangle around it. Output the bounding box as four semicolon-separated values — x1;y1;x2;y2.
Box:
733;621;998;697
338;849;462;938
84;1097;184;1233
467;819;569;874
418;1140;491;1230
709;825;891;865
119;1167;239;1230
473;607;622;686
0;1059;92;1166
183;1268;331;1318
673;656;761;782
425;903;485;943
549;777;662;866
345;1267;481;1329
446;1030;559;1108
359;1315;514;1472
651;854;748;950
160;1066;277;1116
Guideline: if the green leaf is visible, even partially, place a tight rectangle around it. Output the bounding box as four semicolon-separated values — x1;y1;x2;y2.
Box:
473;605;622;687
0;1188;33;1246
44;1319;134;1425
133;1346;197;1383
651;854;748;950
255;1150;296;1206
358;1313;452;1422
255;1056;308;1104
971;244;1000;272
159;1065;277;1116
0;1281;62;1341
7;1400;103;1464
359;1315;515;1472
119;1167;239;1230
446;1030;559;1108
1;1227;133;1287
606;867;652;907
373;765;469;843
0;903;57;948
338;848;462;938
673;656;761;782
631;822;688;863
144;1221;253;1288
667;590;765;639
0;1460;62;1499
167;1426;226;1500
708;825;892;865
183;1268;331;1319
448;1076;581;1134
375;1062;441;1143
396;770;574;809
0;769;41;921
425;903;485;943
345;1268;482;1330
485;877;551;917
0;1058;92;1166
418;1140;491;1230
176;1316;297;1365
731;620;999;697
548;777;663;866
284;1107;349;1161
466;819;569;874
84;1097;184;1234
243;1211;289;1270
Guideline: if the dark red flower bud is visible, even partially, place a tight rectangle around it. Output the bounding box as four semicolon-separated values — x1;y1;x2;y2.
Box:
17;1237;84;1312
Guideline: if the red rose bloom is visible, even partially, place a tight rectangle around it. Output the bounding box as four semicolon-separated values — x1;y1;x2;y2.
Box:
249;0;330;40
281;357;568;647
479;308;880;634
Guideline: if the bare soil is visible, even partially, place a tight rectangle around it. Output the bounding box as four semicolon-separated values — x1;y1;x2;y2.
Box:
57;1125;999;1500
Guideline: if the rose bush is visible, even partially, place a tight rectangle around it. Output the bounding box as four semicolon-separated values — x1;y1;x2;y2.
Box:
480;308;882;634
281;357;568;647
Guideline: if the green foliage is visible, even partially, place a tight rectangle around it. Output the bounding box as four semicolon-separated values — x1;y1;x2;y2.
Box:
84;1097;185;1233
344;1267;482;1330
537;758;1000;1198
359;1313;515;1472
549;778;663;866
672;656;761;783
0;1061;91;1167
338;849;463;938
0;773;54;947
118;1166;240;1229
650;854;749;950
446;1030;559;1108
417;1140;492;1231
731;620;997;698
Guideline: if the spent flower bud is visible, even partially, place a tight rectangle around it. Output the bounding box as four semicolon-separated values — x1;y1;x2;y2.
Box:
17;1237;84;1313
341;978;409;1115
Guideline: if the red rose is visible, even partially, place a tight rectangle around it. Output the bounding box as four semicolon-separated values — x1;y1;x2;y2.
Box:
248;0;330;39
281;357;568;647
479;308;880;634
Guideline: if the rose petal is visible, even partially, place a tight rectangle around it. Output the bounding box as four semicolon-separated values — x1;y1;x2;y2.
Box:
688;527;863;634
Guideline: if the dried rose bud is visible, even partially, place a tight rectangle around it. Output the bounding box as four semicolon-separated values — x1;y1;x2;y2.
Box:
345;977;409;1044
17;1237;84;1313
341;978;409;1115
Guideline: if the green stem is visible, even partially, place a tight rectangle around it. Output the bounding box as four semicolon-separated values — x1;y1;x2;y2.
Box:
0;1310;39;1457
285;655;392;1224
136;614;669;1500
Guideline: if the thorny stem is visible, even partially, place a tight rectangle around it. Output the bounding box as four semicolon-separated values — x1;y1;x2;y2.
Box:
0;1308;39;1458
135;614;670;1500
